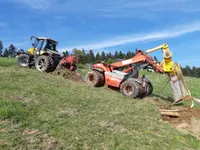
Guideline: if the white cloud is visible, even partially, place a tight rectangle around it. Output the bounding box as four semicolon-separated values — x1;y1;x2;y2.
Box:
60;21;200;51
13;0;51;10
12;0;200;17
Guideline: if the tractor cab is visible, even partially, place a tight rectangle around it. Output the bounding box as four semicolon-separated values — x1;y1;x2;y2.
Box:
28;36;60;56
18;36;62;73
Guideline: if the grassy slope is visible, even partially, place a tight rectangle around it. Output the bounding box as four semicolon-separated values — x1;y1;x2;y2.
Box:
0;58;200;150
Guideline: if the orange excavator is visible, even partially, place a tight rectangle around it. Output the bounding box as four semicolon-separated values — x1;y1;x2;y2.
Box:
86;43;200;105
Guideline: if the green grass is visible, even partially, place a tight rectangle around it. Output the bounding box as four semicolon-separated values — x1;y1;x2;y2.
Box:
0;57;200;149
0;57;17;67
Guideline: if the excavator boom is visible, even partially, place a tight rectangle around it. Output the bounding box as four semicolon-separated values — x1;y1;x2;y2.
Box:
145;43;192;104
110;50;163;73
146;43;174;74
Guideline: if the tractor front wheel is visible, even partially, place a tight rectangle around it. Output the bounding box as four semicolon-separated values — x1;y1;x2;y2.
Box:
35;55;54;72
18;54;29;68
120;79;140;98
85;70;104;87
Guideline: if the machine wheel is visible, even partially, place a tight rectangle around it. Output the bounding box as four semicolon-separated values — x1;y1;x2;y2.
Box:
120;78;140;98
145;81;153;95
18;54;29;67
35;55;54;72
98;72;105;86
85;70;104;87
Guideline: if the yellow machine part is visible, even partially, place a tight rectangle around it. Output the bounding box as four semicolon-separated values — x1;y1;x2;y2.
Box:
145;43;199;106
161;46;175;75
27;48;36;55
161;58;175;75
27;48;45;55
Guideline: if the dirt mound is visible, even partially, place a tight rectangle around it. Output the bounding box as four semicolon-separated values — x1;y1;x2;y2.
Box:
161;106;200;124
145;97;200;140
52;68;84;82
162;106;200;140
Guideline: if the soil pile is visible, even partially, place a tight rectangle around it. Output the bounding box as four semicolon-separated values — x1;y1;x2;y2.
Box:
52;68;84;82
162;106;200;140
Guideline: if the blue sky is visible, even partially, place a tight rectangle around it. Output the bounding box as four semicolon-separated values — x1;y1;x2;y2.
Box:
0;0;200;67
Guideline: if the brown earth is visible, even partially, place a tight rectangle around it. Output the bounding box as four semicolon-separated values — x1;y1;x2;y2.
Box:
145;97;200;140
51;68;84;82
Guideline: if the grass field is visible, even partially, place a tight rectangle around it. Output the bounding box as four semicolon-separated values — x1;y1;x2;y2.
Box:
0;57;200;149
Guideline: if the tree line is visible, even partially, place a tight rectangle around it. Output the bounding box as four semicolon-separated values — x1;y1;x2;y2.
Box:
0;40;199;78
0;40;24;57
62;49;137;64
181;66;200;78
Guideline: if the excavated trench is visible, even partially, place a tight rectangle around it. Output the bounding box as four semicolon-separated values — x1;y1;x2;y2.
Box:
145;97;200;140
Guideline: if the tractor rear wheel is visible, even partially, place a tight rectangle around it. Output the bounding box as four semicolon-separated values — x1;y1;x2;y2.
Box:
85;70;104;87
35;55;55;72
18;54;29;68
120;78;140;98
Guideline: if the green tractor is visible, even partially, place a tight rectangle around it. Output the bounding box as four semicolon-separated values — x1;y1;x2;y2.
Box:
18;36;61;72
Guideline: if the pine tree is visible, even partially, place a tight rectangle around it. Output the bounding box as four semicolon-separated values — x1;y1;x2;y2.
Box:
192;66;198;78
114;51;119;59
65;50;69;56
0;40;3;56
118;51;123;59
81;49;87;64
126;50;132;59
95;52;101;63
106;52;109;59
88;49;95;63
101;51;106;61
8;44;16;57
197;68;200;78
3;48;9;57
130;52;136;57
184;65;192;76
108;52;112;58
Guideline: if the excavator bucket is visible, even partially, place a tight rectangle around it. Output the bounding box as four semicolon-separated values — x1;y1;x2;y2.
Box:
170;62;192;104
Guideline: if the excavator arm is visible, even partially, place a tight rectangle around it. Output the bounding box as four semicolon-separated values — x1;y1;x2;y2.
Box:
145;43;194;104
146;43;175;75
